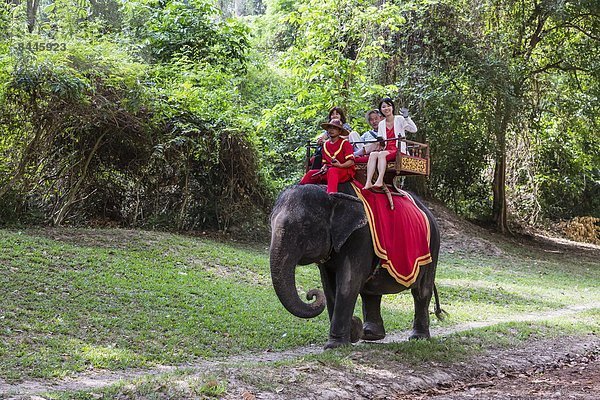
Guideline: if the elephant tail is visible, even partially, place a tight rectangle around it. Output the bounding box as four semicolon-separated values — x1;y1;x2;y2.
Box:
433;284;449;321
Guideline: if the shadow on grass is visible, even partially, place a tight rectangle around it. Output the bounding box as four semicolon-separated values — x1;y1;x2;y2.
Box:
439;284;565;310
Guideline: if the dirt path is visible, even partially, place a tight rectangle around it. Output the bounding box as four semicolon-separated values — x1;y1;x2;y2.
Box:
407;353;600;399
1;302;599;399
237;336;600;400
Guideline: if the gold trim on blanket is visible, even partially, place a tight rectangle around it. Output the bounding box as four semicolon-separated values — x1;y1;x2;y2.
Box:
351;182;432;287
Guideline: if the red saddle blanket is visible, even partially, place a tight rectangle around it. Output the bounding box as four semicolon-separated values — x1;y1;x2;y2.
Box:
351;182;432;287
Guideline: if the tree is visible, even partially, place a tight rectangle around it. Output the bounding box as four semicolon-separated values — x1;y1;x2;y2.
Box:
481;0;600;231
378;0;600;230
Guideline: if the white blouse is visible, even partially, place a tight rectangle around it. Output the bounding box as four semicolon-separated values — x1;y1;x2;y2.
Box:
377;116;418;154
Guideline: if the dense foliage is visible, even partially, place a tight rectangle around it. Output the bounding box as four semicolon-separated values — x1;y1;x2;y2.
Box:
253;0;600;229
0;0;598;234
0;0;270;233
254;0;600;229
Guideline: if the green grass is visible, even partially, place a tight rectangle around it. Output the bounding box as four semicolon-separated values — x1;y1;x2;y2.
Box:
376;250;600;331
0;228;328;380
40;371;229;400
0;227;598;381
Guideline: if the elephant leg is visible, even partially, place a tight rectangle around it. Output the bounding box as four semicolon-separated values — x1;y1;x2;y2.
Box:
319;266;337;321
409;287;432;340
350;316;363;343
325;292;360;349
361;293;386;341
324;269;364;349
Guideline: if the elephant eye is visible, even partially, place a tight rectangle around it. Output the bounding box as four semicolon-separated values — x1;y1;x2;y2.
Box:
301;220;312;229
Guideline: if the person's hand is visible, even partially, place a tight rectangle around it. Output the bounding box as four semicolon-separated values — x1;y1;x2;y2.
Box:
317;136;324;145
312;168;325;177
400;108;409;118
331;159;339;167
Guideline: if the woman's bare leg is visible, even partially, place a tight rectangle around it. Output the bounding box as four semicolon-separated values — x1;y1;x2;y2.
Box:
364;151;379;189
373;151;389;187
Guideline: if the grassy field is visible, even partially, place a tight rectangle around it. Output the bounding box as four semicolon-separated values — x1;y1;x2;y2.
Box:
0;227;598;384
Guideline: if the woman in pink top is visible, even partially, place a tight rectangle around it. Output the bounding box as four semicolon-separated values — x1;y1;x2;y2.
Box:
363;98;417;190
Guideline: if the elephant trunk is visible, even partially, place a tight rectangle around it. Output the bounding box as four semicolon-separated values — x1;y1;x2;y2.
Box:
270;242;325;319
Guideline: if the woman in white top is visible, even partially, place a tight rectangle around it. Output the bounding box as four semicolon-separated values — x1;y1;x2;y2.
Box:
363;98;417;190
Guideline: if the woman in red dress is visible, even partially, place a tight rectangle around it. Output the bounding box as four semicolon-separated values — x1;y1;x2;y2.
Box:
363;98;417;190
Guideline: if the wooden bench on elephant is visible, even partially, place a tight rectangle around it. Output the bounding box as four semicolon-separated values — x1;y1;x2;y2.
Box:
354;139;430;191
304;138;430;196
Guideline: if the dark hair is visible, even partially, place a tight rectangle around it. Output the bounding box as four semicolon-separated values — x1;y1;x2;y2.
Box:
378;98;395;115
328;106;347;124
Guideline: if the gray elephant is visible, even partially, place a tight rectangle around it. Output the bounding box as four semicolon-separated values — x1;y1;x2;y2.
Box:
269;183;443;349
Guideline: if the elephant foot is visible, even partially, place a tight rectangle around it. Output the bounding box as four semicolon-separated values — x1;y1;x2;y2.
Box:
351;316;363;343
362;321;386;341
324;338;351;350
408;329;431;340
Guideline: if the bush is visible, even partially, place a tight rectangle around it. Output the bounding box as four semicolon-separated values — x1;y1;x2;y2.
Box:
0;38;271;232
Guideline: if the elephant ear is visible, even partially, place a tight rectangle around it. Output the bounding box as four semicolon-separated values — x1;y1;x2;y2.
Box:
329;193;368;253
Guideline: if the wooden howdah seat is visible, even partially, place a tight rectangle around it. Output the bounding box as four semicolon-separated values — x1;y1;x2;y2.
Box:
305;138;430;192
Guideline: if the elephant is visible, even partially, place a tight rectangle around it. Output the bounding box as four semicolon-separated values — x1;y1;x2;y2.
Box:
269;183;443;349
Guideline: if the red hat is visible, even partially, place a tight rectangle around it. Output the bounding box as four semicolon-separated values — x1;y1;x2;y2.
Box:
321;118;349;135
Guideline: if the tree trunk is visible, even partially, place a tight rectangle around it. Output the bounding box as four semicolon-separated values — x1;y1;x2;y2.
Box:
492;97;511;233
26;0;40;33
0;130;42;198
492;144;507;233
178;157;191;230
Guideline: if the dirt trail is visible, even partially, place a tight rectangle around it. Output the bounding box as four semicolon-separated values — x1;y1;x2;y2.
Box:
407;355;600;400
1;302;599;399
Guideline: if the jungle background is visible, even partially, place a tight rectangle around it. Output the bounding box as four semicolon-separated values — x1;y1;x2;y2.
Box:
0;0;598;241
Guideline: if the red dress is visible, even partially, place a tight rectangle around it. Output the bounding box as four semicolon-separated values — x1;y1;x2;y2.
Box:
383;126;398;161
300;138;356;193
385;126;398;152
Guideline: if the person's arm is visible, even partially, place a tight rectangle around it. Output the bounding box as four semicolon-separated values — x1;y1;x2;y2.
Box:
357;131;374;156
377;119;385;138
402;115;417;133
347;131;364;154
315;159;330;174
394;116;409;154
331;158;355;168
371;121;385;152
316;131;328;145
347;131;361;143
